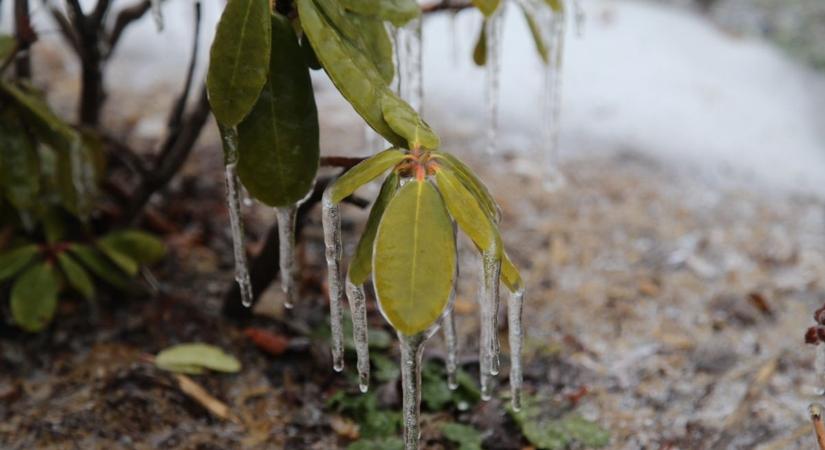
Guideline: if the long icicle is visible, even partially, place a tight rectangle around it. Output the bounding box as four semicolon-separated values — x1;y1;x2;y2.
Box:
508;287;525;411
479;249;502;400
484;9;503;156
221;127;253;308
541;4;567;190
346;276;370;392
396;17;424;110
322;188;345;372
274;206;299;309
399;332;428;450
442;307;459;390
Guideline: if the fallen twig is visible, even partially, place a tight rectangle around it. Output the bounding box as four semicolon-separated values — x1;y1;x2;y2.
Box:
175;373;237;422
810;403;825;450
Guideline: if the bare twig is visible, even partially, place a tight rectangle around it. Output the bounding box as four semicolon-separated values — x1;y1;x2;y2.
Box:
175;374;237;422
13;0;35;78
106;0;151;58
810;404;825;450
164;1;201;135
49;7;80;53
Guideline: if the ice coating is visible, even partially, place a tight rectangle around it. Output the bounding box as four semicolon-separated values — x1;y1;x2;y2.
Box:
346;276;370;392
322;188;345;372
221;128;253;308
508;287;525;411
399;332;428;450
479;248;502;400
274;206;299;309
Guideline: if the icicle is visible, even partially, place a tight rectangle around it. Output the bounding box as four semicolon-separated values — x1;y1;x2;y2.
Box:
572;0;585;37
540;4;567;191
221;128;254;308
442;308;458;390
484;9;503;156
151;0;164;31
396;18;424;111
508;287;525;411
274;206;299;309
399;332;428;450
479;249;502;400
450;11;460;67
322;188;345;372
346;276;370;392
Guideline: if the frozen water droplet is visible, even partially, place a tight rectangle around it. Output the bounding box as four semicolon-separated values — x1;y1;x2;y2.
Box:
346;276;370;393
221;128;253;308
322;188;345;372
508;287;525;411
275;206;299;309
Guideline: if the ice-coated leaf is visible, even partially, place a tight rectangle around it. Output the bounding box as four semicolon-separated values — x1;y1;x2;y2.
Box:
501;251;524;292
0;111;39;210
348;172;399;285
57;253;95;301
11;262;58;332
339;0;419;26
155;343;242;374
473;22;487;66
299;0;436;148
373;180;456;336
0;244;39;282
545;0;564;12
206;0;271;127
97;230;165;276
435;166;500;253
237;13;319;207
521;4;550;64
472;0;500;18
68;244;135;290
432;151;500;222
328;148;406;204
381;95;439;149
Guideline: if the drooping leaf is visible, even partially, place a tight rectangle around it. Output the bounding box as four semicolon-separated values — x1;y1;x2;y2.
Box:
98;230;166;266
545;0;564;13
348;172;399;285
339;0;420;27
435;166;500;254
0;112;39;210
206;0;272;127
372;180;456;336
381;95;440;149
299;0;435;148
0;244;39;282
473;22;487;66
68;244;135;290
501;251;523;292
155;343;242;374
329;148;406;204
0;82;77;151
472;0;500;17
521;4;550;64
237;13;320;207
441;423;483;450
432;151;500;222
11;262;58;332
57;252;96;301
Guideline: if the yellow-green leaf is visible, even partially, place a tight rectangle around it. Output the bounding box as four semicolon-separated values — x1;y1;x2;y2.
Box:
237;13;319;207
521;5;550;64
431;151;500;222
206;0;271;127
381;95;440;150
545;0;564;13
348;172;399;285
373;180;456;335
57;252;95;301
435;166;500;253
339;0;420;27
98;230;166;265
0;244;39;282
155;343;242;374
328;148;406;204
68;244;135;291
472;0;500;18
473;23;487;66
501;251;523;292
11;262;58;332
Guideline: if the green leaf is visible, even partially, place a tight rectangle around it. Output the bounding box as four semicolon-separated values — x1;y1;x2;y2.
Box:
299;0;436;148
57;252;95;301
501;251;523;292
206;0;272;127
435;166;499;253
441;423;483;450
370;352;400;382
432;152;500;223
381;95;440;149
510;394;611;449
339;0;419;27
55;138;99;218
11;262;58;332
329;148;406;204
312;0;394;84
347;437;404;450
328;390;402;438
0;110;39;210
98;230;166;268
421;362;453;410
68;244;135;291
472;0;500;17
521;4;550;64
300;35;322;70
545;0;564;13
373;180;456;336
0;82;77;151
0;244;40;283
155;343;242;374
473;23;487;66
0;35;15;61
237;13;320;207
348;172;399;284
